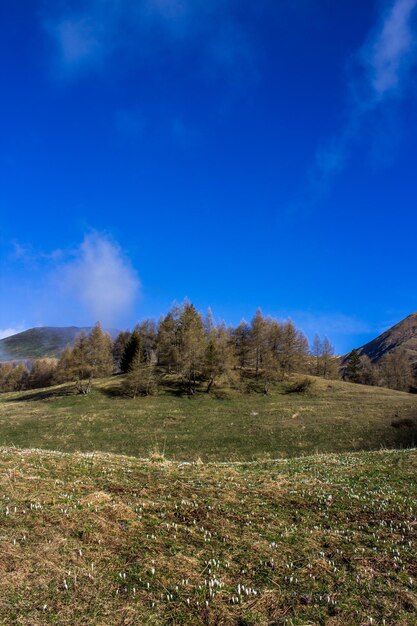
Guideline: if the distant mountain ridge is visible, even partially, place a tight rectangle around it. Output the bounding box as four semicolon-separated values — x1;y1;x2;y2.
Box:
0;326;118;362
351;312;417;364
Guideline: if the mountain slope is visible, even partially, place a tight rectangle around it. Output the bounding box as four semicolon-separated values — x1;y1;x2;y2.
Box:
352;312;417;363
0;326;121;361
0;326;92;361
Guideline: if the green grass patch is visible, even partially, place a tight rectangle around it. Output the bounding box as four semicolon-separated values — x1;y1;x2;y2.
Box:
0;376;416;460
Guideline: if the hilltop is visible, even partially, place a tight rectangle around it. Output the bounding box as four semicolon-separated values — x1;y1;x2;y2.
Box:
0;376;416;460
351;312;417;364
1;446;416;625
0;326;119;362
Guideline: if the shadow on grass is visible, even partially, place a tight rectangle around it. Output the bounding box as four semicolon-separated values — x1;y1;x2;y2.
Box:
98;379;187;399
391;412;417;449
98;384;125;398
4;386;77;403
98;381;233;401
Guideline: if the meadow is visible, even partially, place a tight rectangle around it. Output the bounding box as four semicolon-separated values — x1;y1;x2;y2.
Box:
0;376;416;460
1;377;417;624
1;446;416;625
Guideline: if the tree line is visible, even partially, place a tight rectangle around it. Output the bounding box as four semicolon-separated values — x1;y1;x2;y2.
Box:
0;302;415;395
343;348;416;392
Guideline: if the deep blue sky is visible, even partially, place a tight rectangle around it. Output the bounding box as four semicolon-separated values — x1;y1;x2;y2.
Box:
1;0;417;353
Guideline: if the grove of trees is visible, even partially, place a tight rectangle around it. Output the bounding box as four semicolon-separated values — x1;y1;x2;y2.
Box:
343;348;416;392
1;302;415;396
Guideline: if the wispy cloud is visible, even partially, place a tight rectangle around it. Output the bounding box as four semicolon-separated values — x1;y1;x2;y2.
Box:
0;327;24;340
287;311;375;355
2;232;140;330
296;0;417;212
43;0;258;79
48;17;103;70
55;232;140;327
365;0;417;99
290;312;373;337
10;240;64;265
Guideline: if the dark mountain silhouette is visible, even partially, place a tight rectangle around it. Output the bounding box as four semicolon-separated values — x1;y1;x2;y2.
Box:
347;313;417;364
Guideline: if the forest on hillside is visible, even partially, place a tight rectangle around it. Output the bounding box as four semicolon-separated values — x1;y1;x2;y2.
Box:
0;302;416;395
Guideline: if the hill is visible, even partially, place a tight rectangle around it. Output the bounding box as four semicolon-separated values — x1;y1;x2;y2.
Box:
1;446;416;625
0;326;118;361
350;312;417;364
0;376;416;460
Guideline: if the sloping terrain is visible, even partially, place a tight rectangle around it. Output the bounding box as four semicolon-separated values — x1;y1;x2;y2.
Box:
0;326;120;361
0;327;92;361
349;312;417;364
0;376;416;460
1;447;416;625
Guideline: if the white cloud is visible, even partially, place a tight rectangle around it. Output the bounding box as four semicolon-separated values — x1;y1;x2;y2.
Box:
300;0;417;211
365;0;417;99
0;327;24;340
57;233;140;326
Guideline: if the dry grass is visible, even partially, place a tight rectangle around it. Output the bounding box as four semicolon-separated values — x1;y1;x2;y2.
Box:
1;446;416;625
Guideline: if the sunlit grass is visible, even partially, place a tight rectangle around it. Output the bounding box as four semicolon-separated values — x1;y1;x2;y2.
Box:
0;447;416;625
0;375;416;460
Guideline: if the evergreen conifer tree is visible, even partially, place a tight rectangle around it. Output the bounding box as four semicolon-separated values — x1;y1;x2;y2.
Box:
345;349;362;383
120;331;143;373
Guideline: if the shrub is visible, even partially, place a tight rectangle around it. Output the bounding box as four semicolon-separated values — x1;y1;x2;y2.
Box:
285;377;314;394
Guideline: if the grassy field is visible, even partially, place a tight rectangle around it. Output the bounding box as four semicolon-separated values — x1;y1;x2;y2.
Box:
0;376;416;460
1;446;416;625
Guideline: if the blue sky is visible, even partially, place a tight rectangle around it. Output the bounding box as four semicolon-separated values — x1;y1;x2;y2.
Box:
1;0;417;353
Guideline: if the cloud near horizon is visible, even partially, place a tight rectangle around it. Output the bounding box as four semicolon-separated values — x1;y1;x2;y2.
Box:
56;233;140;327
289;311;372;336
0;327;25;340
